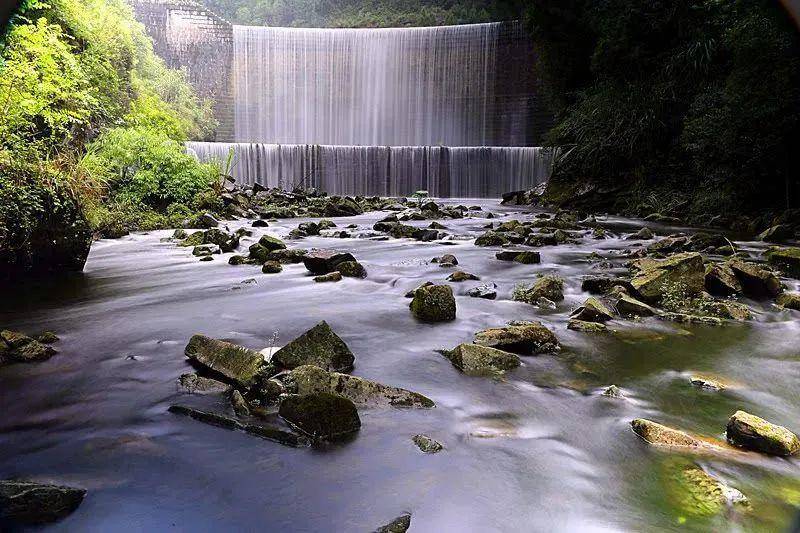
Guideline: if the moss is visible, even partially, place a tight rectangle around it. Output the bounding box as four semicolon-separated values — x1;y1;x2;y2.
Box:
727;410;800;456
271;321;355;372
410;284;456;322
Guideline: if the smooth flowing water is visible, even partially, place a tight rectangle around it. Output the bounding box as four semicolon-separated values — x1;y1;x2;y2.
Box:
233;23;529;146
2;200;799;531
187;142;553;197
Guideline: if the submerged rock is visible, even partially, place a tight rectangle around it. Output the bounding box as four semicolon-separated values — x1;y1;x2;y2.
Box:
373;513;412;533
410;284;456;322
302;249;357;274
278;392;361;441
473;322;560;355
570;297;614;323
0;480;86;525
169;405;308;447
281;365;434;408
314;272;342;282
184;335;265;388
568;320;609;333
440;343;520;375
271;321;355;372
178;373;229;394
726;410;800;456
412;434;443;453
670;464;749;517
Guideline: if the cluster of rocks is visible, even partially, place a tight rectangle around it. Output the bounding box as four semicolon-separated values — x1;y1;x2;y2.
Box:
438;321;560;376
632;411;800;457
0;330;59;366
173;321;435;445
474;214;584;248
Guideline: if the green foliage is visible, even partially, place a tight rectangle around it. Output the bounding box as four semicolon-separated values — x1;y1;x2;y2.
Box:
201;0;504;27
524;0;800;219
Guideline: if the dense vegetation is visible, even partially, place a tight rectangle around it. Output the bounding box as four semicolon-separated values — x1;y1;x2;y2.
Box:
200;0;508;27
517;0;800;227
0;0;221;280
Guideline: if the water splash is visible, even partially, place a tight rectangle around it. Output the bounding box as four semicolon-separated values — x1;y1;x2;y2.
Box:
187;142;553;197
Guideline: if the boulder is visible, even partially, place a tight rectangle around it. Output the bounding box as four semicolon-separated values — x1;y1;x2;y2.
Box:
0;330;57;364
475;231;510;247
765;246;800;278
201;229;239;252
728;260;782;299
432;254;458;265
631;419;702;448
495;250;525;261
192;244;220;257
404;281;433;298
314;272;342;282
258;235;287;251
776;292;800;310
570;297;614;323
567;320;608;333
440;343;520;375
271;321;355;372
410;284;456;322
626;227;654;240
530;275;565;302
282;365;434;408
302;249;357;274
262;261;282;274
466;283;497;300
0;480;86;524
756;224;792;243
615;294;657;317
412;434;443;453
184;335;265;387
726;410;800;456
337;261;367;278
198;212;219;228
228;255;248;266
36;331;59;344
374;514;412;533
581;276;631;295
514;251;541;264
630;252;705;303
704;263;742;296
266;249;308;264
473;322;559;355
447;271;479;282
278;393;361;441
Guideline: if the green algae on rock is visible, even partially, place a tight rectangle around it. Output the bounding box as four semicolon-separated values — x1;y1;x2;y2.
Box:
185;335;266;388
474;322;560;355
271;321;355;372
278;392;361;441
412;434;443;453
282;365;434;408
439;343;520;375
726;411;800;456
410;284;456;322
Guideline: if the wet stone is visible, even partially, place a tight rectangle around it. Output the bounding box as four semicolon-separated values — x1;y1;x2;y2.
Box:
412;434;443;453
278;392;361;441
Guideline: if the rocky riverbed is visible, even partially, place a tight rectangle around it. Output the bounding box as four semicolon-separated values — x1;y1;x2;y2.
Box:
1;197;799;531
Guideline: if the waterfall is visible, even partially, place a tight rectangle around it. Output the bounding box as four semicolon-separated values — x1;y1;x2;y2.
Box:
232;23;523;146
186;21;550;197
187;142;553;197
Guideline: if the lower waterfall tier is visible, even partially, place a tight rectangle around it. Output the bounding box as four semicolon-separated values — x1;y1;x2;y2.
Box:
186;143;553;197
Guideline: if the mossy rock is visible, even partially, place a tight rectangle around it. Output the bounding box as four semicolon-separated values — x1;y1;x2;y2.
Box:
271;321;355;372
410;284;456;322
726;410;800;456
631;419;702;448
475;231;510;247
630;253;705;303
664;460;749;518
474;322;559;354
0;480;86;525
412;434;443;453
776;292;800;311
570;297;614;322
283;365;434;408
440;343;520;375
258;235;287;251
184;335;265;387
728;260;783;299
278;392;361;441
337;261;367;278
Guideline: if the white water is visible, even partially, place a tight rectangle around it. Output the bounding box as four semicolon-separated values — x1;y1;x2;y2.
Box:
232;23;528;146
187;142;553;197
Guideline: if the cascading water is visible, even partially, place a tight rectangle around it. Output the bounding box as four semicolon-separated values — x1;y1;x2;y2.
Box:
187;142;553;197
189;22;551;196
